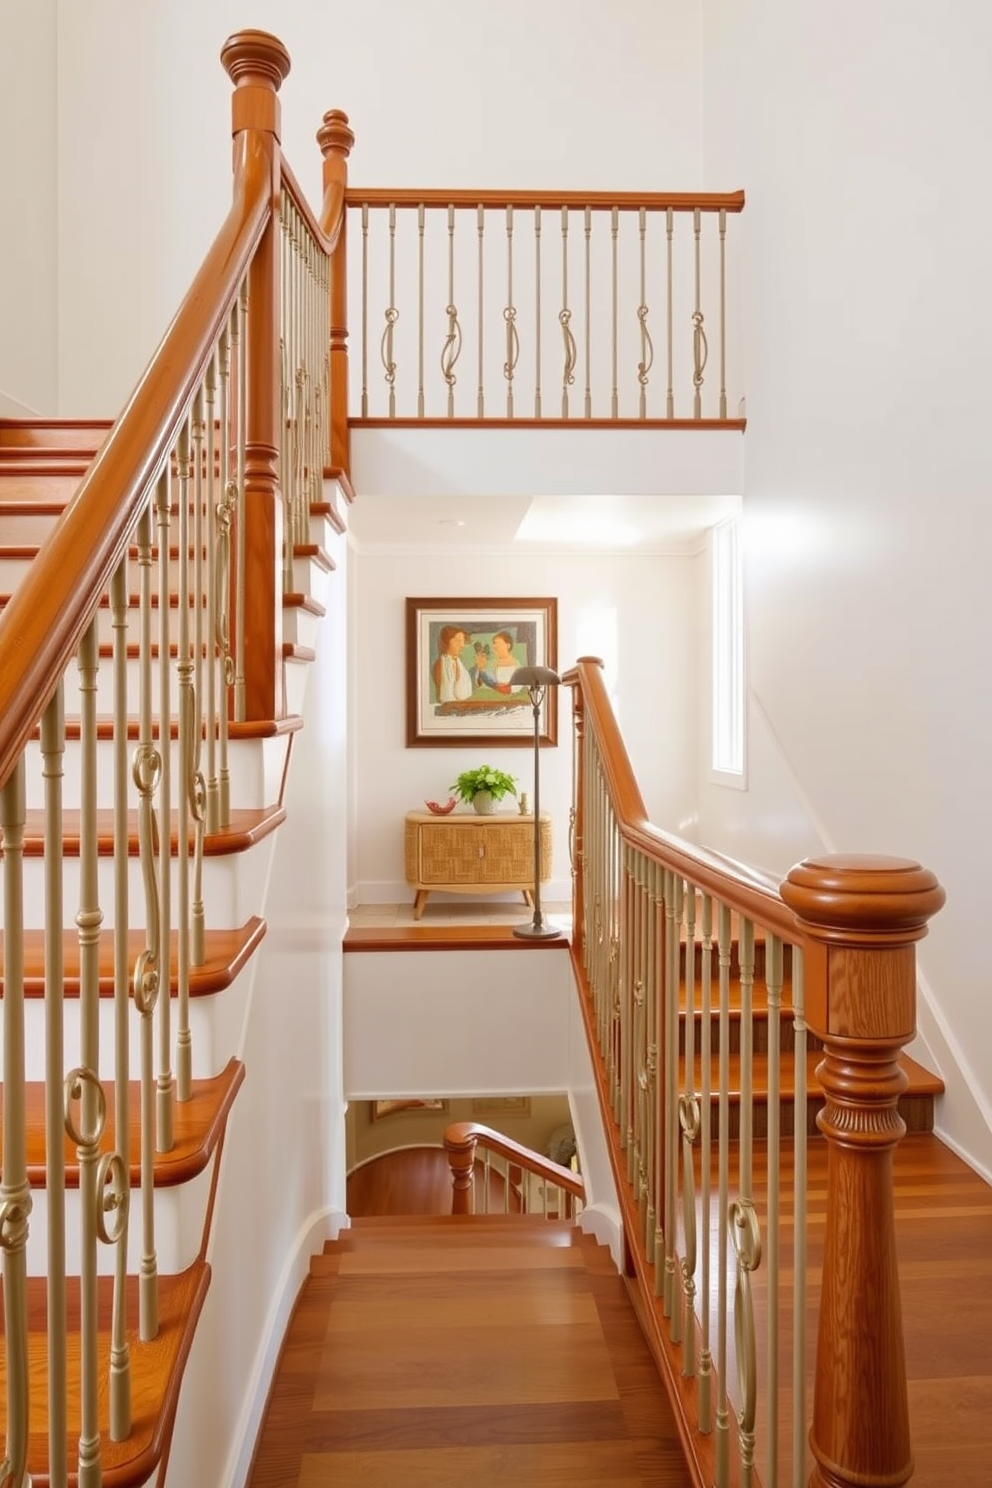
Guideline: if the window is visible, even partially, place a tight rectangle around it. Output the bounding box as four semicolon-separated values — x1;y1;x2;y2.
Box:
711;517;745;784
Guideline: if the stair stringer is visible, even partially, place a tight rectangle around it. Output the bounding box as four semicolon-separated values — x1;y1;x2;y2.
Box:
161;483;352;1488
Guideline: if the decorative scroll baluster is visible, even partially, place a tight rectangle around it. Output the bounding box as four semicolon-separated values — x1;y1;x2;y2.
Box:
216;317;234;828
504;205;518;417
382;203;398;417
559;206;576;417
644;860;659;1259
765;934;784;1488
477;205;485;417
679;883;699;1375
698;893;714;1431
74;615;103;1488
134;502;160;1341
109;557;132;1440
41;685;68;1488
665;872;682;1339
611;206;619;418
154;468;174;1153
417;204;425;418
0;755;32;1488
791;949;807;1488
692;207;708;418
665;207;675;418
719;207;728;420
176;419;194;1102
637;206;654;419
440;204;462;418
233;279;248;722
715;901;732;1488
361;202;369;416
731;918;760;1487
204;350;219;833
190;391;207;964
584;206;592;418
279;199;294;584
534;204;542;417
622;847;637;1178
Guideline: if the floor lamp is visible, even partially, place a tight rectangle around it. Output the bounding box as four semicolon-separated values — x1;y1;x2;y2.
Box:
509;665;562;941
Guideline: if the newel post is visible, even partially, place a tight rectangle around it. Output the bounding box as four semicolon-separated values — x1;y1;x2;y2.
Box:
317;109;355;477
781;855;945;1488
221;30;289;721
443;1123;478;1215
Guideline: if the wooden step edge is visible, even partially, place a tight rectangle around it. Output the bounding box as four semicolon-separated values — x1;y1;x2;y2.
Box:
321;465;355;504
6;1260;211;1488
293;542;336;573
310;499;346;535
680;1049;945;1104
283;642;315;662
15;1056;246;1190
0;455;92;475
343;923;570;952
0;498;70;514
19;802;286;858
2;915;267;1000
283;591;327;617
0;417;112;447
40;713;303;742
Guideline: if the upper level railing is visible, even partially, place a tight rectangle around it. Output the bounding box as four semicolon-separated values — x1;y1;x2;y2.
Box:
0;30;342;1485
443;1120;585;1220
563;657;944;1488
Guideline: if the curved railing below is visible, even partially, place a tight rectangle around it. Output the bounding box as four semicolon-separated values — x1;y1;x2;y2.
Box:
562;655;944;1488
443;1121;584;1220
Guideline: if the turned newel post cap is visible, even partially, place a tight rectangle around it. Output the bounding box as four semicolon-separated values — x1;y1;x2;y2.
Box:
221;30;291;90
317;109;355;160
781;854;945;946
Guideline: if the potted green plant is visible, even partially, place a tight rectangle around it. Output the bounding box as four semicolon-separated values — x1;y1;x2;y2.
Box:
450;764;518;815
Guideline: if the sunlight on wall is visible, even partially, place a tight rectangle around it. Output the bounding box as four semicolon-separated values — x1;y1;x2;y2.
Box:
575;605;619;716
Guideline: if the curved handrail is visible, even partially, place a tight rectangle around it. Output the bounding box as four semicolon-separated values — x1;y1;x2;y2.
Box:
280;155;338;256
443;1120;585;1200
346;187;746;214
0;130;272;792
563;656;796;938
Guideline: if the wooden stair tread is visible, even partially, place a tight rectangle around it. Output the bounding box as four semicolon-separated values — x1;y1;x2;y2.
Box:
283;591;327;616
47;714;303;741
19;803;285;857
682;1047;944;1102
0;418;111;450
0;1260;210;1488
309;498;345;534
0;916;266;998
1;1056;244;1189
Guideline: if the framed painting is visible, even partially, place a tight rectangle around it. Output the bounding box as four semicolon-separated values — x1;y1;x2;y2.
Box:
406;597;558;748
372;1098;447;1121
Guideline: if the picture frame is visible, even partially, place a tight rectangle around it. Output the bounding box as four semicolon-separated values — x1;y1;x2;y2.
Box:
406;597;558;748
371;1098;447;1121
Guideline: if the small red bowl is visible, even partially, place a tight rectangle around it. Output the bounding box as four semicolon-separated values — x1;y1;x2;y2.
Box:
425;797;457;815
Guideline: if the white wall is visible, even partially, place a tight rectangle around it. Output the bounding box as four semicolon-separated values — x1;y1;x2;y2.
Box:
0;0;58;413
53;0;703;416
349;544;697;904
699;0;992;1174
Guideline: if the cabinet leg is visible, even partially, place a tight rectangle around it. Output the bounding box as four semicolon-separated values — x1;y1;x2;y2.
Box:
414;890;429;920
523;890;534;908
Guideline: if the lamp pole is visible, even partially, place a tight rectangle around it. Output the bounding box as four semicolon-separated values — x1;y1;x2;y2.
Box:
509;666;561;941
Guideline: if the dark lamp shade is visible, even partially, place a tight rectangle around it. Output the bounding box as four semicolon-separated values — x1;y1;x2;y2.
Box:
509;665;560;687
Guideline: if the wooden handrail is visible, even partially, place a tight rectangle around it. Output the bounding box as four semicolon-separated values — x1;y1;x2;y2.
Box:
0;131;271;792
279;155;337;256
443;1120;584;1216
346;188;746;213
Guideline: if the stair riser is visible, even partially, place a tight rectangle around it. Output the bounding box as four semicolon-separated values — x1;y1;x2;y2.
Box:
680;1016;823;1058
695;1090;932;1139
22;733;292;813
0;835;276;932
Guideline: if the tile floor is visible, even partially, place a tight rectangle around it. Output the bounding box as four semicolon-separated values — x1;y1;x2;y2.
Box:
348;898;573;933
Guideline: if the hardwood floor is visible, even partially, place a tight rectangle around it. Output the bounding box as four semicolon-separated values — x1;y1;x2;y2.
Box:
247;1150;693;1487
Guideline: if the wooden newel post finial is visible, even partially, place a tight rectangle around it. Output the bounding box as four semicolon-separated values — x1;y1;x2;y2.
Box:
317;110;355;477
443;1123;478;1216
781;855;945;1488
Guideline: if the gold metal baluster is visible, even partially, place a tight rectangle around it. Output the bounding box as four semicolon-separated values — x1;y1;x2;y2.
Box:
644;859;659;1259
109;558;132;1440
204;347;220;833
216;314;234;829
134;503;160;1341
622;846;635;1173
477;204;485;417
278;197;292;587
765;934;784;1488
666;872;682;1340
440;204;462;418
559;205;576;417
637;206;654;419
719;207;728;420
382;203;398;417
791;949;807;1488
155;468;174;1153
715;901;732;1488
176;419;193;1103
190;390;207;966
692;207;708;419
666;207;675;419
584;206;592;418
75;616;103;1488
417;204;425;418
234;279;248;721
504;205;518;417
534;204;542;417
41;685;68;1488
731;917;760;1488
361;202;369;416
611;206;619;418
679;882;699;1375
0;755;32;1488
698;893;714;1432
283;199;297;591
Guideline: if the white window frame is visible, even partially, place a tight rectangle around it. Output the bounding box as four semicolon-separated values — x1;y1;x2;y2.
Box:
710;516;746;788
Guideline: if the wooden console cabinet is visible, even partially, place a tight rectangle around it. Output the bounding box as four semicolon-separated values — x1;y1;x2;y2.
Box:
404;810;552;920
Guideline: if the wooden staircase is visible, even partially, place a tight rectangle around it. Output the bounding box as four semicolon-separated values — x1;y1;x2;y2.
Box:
0;418;340;1485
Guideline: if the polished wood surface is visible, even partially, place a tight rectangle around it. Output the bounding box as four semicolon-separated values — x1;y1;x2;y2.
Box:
319;108;355;474
351;416;748;431
444;1122;584;1215
343;923;570;952
346;188;746;213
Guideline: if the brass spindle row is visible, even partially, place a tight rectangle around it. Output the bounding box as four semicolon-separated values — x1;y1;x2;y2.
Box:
352;201;738;420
